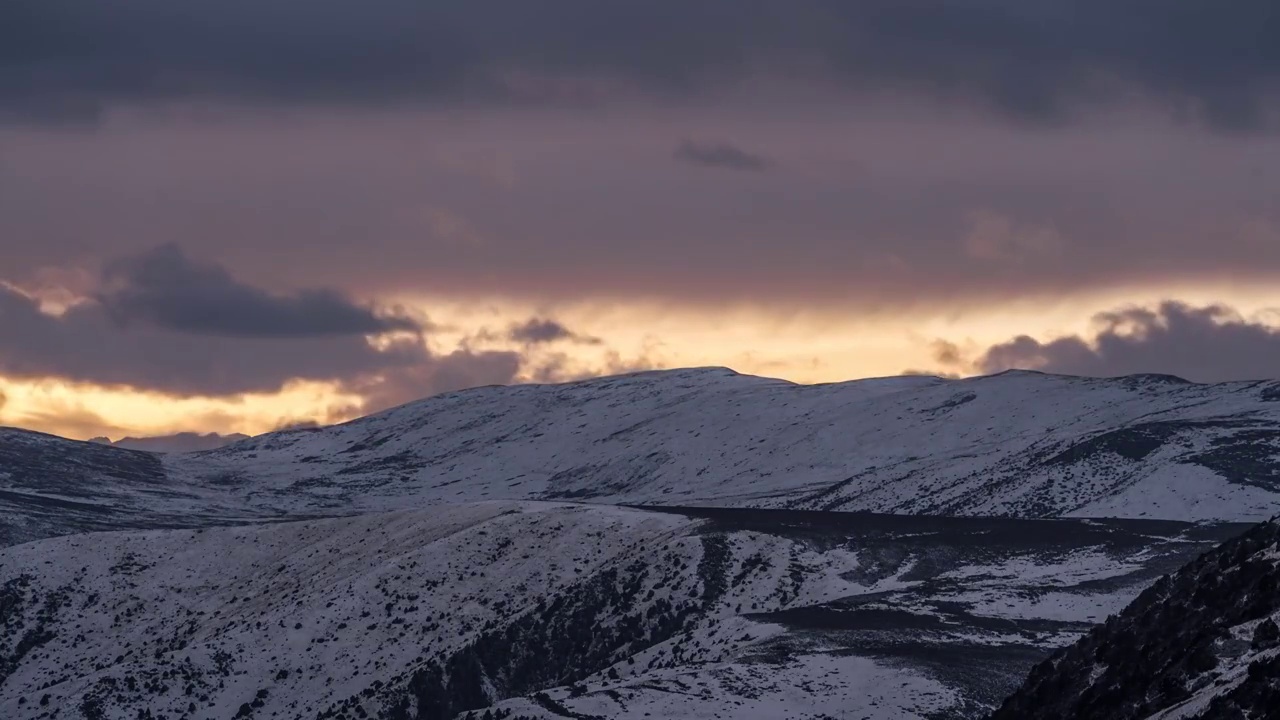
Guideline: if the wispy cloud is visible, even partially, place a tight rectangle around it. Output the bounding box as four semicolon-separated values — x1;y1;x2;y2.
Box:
674;140;774;172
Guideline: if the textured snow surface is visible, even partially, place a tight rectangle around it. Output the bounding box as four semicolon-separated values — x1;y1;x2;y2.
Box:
990;520;1280;720
0;504;1247;719
6;368;1280;547
4;368;1280;718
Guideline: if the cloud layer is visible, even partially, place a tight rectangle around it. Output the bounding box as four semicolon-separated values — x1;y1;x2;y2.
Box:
0;247;525;411
99;244;419;337
973;302;1280;382
674;140;774;172
506;318;601;345
5;2;1280;437
0;279;419;397
4;1;1279;130
5;108;1275;311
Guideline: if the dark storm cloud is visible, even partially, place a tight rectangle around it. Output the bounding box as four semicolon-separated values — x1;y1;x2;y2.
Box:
0;250;520;406
674;141;774;172
99;244;419;338
506;318;602;345
975;302;1280;382
4;0;1279;130
0;282;416;396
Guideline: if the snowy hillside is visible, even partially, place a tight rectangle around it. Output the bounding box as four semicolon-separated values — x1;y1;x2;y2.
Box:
89;433;251;454
0;427;289;548
0;503;1248;720
159;368;1280;520
990;518;1280;720
7;367;1280;548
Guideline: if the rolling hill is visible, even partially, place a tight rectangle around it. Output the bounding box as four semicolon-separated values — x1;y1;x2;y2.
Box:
4;367;1280;718
0;503;1248;719
5;367;1280;548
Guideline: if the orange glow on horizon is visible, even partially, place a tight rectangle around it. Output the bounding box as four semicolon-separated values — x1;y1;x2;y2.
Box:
5;280;1280;440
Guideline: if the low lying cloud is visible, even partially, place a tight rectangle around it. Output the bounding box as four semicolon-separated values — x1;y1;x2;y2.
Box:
970;301;1280;382
528;349;666;384
0;246;521;411
13;405;126;439
99;244;419;338
270;418;324;432
0;246;680;436
349;349;524;413
929;340;965;367
674;140;774;172
507;318;602;345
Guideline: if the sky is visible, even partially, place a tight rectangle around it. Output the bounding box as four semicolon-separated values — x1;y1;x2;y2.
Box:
2;0;1280;440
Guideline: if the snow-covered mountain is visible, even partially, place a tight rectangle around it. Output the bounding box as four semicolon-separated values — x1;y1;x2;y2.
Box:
89;432;251;454
5;367;1280;718
185;368;1280;522
0;428;297;549
990;518;1280;720
6;367;1280;547
0;502;1249;720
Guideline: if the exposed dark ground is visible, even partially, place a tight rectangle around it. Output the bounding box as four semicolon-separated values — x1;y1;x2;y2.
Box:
638;505;1255;714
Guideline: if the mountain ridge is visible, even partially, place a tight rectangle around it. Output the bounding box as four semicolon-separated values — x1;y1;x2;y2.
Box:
88;432;252;454
5;367;1280;718
6;367;1280;548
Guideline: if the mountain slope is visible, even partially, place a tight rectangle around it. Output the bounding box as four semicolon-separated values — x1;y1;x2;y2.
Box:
89;432;251;453
7;367;1280;547
160;368;1280;519
990;518;1280;720
0;504;1247;720
0;428;288;548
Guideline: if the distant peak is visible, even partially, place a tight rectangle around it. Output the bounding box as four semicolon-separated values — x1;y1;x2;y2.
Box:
1118;372;1193;385
983;368;1196;385
611;366;740;379
988;368;1049;378
104;432;251;453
